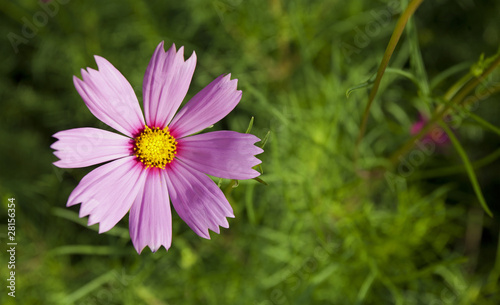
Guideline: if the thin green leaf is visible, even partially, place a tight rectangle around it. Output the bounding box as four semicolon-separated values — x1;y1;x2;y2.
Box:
346;72;376;98
252;176;268;186
245;116;254;133
439;122;493;217
260;130;271;149
385;68;420;88
466;111;500;136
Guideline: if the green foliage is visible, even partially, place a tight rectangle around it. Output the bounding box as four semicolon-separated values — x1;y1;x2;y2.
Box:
1;0;500;304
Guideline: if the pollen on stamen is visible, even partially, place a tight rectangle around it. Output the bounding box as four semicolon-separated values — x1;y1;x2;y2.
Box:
133;125;177;169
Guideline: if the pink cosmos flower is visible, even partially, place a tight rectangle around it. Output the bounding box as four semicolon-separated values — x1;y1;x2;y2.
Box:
410;113;449;145
51;42;263;253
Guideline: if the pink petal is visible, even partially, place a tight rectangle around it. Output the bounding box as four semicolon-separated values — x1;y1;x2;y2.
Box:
143;42;196;128
169;74;242;138
165;161;234;239
410;121;425;135
129;168;172;253
51;128;132;168
68;156;147;233
177;131;263;179
74;56;145;137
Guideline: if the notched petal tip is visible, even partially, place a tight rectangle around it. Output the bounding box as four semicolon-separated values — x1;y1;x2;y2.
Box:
94;55;123;74
79;68;90;78
177;45;185;56
132;240;172;254
199;231;211;240
98;224;109;234
253;146;265;156
135;244;150;254
222;73;240;86
134;244;170;255
151;42;165;59
52;160;69;169
93;56;111;72
49;140;58;150
166;42;184;55
93;54;105;63
73;74;83;85
188;50;197;61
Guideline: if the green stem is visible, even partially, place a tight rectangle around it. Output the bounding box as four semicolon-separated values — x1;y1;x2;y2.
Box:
356;0;424;149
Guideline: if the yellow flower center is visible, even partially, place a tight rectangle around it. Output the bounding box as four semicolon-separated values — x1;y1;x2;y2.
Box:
133;126;177;169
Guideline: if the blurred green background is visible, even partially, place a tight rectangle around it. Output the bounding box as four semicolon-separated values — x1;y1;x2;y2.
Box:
1;0;500;304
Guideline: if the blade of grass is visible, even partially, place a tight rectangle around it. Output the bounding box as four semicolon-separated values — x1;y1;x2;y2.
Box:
439;122;493;217
62;270;116;304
